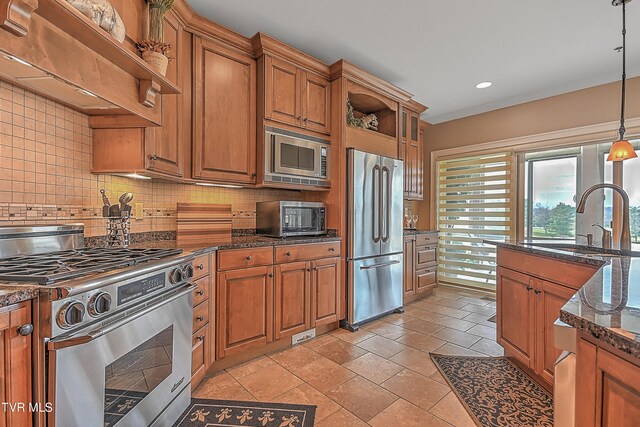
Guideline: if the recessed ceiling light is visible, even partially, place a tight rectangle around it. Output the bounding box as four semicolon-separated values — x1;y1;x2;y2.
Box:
476;81;492;89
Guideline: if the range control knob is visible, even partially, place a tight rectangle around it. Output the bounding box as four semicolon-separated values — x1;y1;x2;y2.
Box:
169;268;184;284
183;264;194;279
57;300;85;329
88;292;112;316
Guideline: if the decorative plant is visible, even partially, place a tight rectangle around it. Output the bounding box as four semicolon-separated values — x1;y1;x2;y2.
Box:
137;0;177;76
136;39;173;59
147;0;176;41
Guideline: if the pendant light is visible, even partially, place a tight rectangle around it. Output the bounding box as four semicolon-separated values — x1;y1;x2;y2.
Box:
608;0;638;161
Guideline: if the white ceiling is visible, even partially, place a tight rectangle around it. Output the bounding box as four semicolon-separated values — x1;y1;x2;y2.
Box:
187;0;640;124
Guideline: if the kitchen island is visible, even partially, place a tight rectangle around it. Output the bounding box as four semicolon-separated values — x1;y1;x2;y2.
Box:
487;240;640;426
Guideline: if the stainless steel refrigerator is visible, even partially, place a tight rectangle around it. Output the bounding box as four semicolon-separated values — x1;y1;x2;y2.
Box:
346;149;404;331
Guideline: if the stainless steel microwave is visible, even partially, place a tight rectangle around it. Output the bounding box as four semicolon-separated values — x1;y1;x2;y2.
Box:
263;127;330;188
256;201;327;237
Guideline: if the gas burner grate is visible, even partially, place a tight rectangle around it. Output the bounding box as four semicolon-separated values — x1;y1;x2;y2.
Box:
0;248;183;284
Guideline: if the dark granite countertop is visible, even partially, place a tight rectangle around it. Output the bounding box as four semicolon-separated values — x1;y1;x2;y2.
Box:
403;229;438;236
0;284;40;308
485;239;640;358
129;235;342;255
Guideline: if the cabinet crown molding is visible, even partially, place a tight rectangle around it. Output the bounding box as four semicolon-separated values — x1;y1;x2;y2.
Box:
405;99;428;114
251;32;330;78
330;59;413;103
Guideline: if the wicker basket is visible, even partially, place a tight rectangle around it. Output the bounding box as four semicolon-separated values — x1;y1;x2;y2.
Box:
142;51;169;76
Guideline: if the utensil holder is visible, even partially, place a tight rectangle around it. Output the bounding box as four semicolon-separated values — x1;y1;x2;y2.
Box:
105;216;131;247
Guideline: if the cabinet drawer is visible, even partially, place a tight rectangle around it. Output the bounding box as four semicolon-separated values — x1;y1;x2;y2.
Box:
193;275;210;307
193;253;211;279
416;245;436;268
218;247;273;271
193;300;209;332
416;268;437;292
274;241;341;263
191;324;209;387
416;233;438;246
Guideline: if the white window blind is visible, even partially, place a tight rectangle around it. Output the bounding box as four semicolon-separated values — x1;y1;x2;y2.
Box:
436;152;515;291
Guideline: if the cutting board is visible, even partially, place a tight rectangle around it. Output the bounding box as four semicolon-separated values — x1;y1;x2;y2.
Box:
176;203;233;247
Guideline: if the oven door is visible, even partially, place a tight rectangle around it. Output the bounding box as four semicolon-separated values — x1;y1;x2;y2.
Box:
47;285;195;427
273;134;322;178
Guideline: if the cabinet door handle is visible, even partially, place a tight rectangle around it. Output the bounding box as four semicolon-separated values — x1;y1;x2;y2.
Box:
268;273;273;278
303;117;308;122
526;286;533;292
286;252;292;256
196;316;204;322
17;324;33;336
534;290;542;295
196;290;205;296
329;247;335;252
197;263;204;270
296;116;301;121
313;267;318;271
246;256;252;261
197;335;204;342
150;154;158;161
306;268;311;272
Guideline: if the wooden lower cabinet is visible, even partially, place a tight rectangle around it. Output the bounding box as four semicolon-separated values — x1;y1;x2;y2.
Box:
403;237;415;298
497;266;535;368
191;323;211;388
216;266;274;359
311;257;341;327
576;337;640;427
497;256;593;387
274;261;311;340
403;233;438;303
0;301;33;427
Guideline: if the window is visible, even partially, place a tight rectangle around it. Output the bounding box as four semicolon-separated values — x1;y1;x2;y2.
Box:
524;150;579;239
436;152;514;291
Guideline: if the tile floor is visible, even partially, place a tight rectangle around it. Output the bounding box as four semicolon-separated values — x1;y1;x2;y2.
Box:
194;285;502;426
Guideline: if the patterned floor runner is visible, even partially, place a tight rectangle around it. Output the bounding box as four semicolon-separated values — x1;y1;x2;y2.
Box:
430;354;553;427
173;399;316;427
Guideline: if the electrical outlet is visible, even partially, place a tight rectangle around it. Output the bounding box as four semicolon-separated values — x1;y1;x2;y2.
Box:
135;202;144;220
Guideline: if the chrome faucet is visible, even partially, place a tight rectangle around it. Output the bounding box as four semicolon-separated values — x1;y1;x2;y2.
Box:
576;184;631;251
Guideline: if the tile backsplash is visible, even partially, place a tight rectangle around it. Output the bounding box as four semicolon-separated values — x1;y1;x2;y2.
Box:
0;80;303;237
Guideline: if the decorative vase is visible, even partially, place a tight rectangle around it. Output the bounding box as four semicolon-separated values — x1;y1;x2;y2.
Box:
142;51;169;76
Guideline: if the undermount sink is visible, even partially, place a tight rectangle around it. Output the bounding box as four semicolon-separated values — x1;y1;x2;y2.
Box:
521;243;640;258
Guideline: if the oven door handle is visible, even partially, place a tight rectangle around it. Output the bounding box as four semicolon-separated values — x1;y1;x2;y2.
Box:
48;284;197;351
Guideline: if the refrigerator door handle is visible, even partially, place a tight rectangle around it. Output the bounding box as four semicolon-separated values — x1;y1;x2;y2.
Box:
359;260;401;270
381;166;391;242
372;164;381;243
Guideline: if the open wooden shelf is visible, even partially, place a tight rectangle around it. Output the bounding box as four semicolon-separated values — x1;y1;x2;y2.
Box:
35;0;181;95
348;91;396;138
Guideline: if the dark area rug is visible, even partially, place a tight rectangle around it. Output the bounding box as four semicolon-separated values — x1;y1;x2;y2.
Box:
487;314;497;323
429;354;553;427
173;399;316;427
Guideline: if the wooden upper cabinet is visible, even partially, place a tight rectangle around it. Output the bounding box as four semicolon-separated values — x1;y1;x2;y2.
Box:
144;12;184;178
402;109;423;200
497;267;535;368
301;71;331;134
0;302;33;427
193;36;257;184
264;56;302;127
262;55;330;135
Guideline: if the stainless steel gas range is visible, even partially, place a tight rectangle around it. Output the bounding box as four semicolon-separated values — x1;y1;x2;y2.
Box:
0;225;195;427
